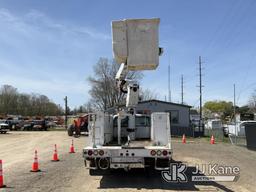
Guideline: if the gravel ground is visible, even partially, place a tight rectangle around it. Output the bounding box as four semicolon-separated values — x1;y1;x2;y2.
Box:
0;131;255;192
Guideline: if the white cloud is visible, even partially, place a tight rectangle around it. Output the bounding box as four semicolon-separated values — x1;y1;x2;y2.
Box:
24;9;111;40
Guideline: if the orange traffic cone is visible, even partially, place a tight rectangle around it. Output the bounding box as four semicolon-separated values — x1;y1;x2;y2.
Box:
182;134;186;144
210;135;215;144
52;144;59;162
0;160;6;188
69;139;75;153
31;150;41;172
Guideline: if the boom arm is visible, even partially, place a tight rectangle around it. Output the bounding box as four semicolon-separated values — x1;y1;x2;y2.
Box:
112;18;162;144
115;63;129;94
115;63;139;108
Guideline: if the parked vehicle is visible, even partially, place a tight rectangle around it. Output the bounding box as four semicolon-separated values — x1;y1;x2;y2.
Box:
5;117;21;130
83;18;171;175
21;120;34;131
227;113;256;136
205;119;222;130
46;121;57;128
67;114;88;136
0;120;10;134
32;120;48;131
20;119;48;131
227;121;256;136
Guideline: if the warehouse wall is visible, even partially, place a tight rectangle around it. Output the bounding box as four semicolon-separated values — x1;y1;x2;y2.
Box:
136;101;190;128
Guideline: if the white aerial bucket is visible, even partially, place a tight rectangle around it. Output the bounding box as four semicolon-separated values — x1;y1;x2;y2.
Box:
112;18;160;71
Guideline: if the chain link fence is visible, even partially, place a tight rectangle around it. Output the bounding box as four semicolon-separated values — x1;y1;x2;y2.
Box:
204;129;228;142
228;134;247;146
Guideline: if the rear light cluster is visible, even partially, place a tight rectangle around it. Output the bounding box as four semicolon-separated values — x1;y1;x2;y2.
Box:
150;150;169;156
86;150;104;156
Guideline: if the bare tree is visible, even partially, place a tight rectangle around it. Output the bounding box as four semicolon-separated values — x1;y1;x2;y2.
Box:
248;90;256;113
0;84;63;116
83;102;93;113
88;58;143;110
140;88;159;101
0;85;18;114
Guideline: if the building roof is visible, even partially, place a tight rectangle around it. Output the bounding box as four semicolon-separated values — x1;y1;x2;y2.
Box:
138;99;191;108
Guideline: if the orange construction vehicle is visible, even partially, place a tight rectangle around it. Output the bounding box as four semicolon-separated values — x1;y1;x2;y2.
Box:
67;114;89;136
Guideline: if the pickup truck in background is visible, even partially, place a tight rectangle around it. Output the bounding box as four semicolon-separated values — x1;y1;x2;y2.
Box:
0;120;10;134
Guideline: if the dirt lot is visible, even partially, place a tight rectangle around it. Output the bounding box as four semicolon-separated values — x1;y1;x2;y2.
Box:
0;131;255;192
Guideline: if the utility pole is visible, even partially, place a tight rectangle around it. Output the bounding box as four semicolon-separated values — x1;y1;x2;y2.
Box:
234;84;237;144
64;96;68;129
181;74;184;104
198;56;204;135
168;62;171;102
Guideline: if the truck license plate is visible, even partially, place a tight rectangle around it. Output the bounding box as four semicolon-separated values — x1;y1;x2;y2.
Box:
111;157;143;163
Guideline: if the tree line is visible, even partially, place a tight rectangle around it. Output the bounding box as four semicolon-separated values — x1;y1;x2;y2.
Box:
0;85;63;116
203;92;256;121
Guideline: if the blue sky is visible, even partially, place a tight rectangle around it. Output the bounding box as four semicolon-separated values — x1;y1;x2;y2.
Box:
0;0;256;109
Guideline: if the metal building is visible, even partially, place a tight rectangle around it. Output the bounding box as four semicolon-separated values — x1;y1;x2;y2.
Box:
136;100;191;136
107;99;192;136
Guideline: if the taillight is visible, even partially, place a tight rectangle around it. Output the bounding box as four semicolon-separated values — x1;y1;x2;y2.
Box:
162;150;168;156
88;150;93;156
93;150;98;156
150;150;156;156
157;150;162;156
99;150;104;156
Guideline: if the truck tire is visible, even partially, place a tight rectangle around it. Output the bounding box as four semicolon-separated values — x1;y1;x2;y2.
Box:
67;125;74;136
75;128;81;136
1;131;7;134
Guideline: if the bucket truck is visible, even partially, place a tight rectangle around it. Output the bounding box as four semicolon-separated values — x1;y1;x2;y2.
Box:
83;18;171;175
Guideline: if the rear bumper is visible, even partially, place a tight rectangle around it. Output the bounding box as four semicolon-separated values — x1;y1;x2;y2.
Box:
84;157;170;171
83;147;172;171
